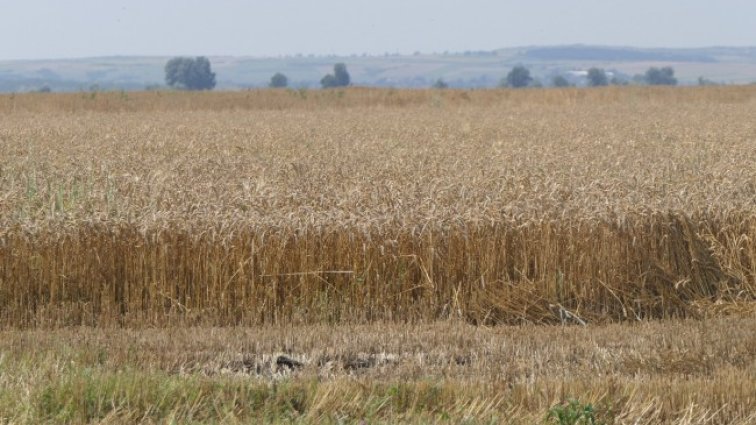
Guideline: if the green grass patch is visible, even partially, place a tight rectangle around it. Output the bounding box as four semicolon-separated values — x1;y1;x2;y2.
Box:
21;368;504;424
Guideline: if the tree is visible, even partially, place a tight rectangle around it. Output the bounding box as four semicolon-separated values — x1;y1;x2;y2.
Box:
698;76;718;86
644;67;677;85
269;72;289;88
610;76;628;86
552;75;570;87
503;65;532;88
320;74;337;88
432;78;449;89
334;63;350;86
164;57;216;91
321;63;351;88
586;68;608;87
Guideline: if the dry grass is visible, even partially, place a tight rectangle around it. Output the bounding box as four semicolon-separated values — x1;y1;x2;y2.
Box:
0;87;755;327
2;85;755;113
0;318;754;423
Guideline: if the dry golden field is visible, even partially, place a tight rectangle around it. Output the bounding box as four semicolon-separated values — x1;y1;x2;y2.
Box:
0;87;755;423
0;319;754;423
0;87;754;326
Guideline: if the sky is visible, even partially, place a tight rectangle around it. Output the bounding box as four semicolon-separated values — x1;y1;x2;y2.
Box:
1;0;755;60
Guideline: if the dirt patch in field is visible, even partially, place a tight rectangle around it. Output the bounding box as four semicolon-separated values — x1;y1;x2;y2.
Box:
197;352;474;379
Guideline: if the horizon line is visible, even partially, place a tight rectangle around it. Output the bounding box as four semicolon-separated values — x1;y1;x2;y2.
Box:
3;43;756;63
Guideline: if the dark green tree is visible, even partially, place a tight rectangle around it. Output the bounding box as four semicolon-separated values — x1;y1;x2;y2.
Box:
269;72;289;88
321;63;351;88
334;63;350;86
552;75;571;87
503;65;532;88
586;68;608;87
644;67;677;85
432;78;449;89
164;57;216;90
320;74;337;88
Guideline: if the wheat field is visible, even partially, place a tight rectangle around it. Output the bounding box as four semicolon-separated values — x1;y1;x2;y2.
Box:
0;87;754;327
0;87;755;423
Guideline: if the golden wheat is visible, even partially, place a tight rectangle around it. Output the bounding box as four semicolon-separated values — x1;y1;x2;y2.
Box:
0;87;754;327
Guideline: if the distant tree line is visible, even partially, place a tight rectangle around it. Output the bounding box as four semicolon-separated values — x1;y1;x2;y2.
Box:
161;56;721;92
163;57;357;90
644;67;677;85
495;65;681;89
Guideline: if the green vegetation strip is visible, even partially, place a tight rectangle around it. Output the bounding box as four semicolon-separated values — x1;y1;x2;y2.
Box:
6;369;510;424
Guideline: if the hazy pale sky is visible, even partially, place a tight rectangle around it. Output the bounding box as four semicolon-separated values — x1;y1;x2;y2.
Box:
1;0;754;60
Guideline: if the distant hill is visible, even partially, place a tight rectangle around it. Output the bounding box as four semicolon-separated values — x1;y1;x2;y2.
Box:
1;45;755;92
521;46;717;62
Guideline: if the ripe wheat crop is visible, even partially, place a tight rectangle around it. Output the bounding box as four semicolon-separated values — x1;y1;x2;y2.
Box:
0;87;754;327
